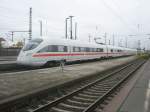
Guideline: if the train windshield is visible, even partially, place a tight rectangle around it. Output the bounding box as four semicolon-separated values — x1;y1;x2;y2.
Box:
23;38;43;51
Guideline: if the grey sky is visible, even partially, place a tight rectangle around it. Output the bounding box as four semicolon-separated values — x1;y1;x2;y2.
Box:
0;0;150;49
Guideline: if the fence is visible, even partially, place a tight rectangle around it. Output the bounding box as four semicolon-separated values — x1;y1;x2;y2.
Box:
0;48;21;56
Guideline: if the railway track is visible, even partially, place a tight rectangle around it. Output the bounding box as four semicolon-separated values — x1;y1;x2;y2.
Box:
0;59;145;112
30;59;145;112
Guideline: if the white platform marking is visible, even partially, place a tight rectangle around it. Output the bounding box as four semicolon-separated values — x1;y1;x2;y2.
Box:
144;80;150;112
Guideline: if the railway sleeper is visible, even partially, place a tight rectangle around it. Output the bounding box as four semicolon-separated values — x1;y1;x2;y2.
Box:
86;88;107;93
51;107;74;112
66;99;91;107
94;84;112;88
90;87;110;92
94;107;103;112
76;94;96;100
102;100;109;105
78;93;99;99
82;91;103;96
97;82;116;86
95;104;105;110
91;86;111;90
95;83;110;86
106;96;114;100
102;82;118;85
76;94;97;101
57;102;85;112
72;96;95;103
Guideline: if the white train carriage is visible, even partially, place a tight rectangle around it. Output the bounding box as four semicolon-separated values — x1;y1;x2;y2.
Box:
17;37;137;66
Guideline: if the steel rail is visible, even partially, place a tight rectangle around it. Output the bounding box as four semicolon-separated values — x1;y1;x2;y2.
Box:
83;60;145;112
32;59;145;112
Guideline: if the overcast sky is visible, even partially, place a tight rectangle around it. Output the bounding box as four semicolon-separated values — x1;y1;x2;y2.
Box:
0;0;150;49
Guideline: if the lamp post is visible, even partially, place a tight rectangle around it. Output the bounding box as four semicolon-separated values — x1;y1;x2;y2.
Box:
112;34;115;46
104;32;108;57
10;31;14;42
75;22;77;40
104;32;107;45
39;20;42;37
125;36;127;48
29;7;32;40
109;40;110;45
88;34;91;42
69;16;74;39
65;18;69;39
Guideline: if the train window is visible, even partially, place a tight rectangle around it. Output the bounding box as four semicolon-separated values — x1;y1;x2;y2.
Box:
58;46;68;52
48;45;58;52
23;43;38;51
117;49;122;52
89;48;93;52
111;49;113;52
64;46;68;52
97;48;103;52
96;48;99;52
86;48;90;52
92;48;97;52
58;46;64;52
73;47;80;52
23;38;43;51
38;45;67;52
80;47;85;52
38;46;49;53
100;48;103;52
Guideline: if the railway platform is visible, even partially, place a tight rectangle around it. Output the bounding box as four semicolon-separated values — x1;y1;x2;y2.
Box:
0;56;17;65
117;59;150;112
0;56;17;61
0;56;135;101
0;61;16;65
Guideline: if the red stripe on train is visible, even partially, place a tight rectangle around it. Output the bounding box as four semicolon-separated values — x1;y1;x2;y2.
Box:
32;52;124;57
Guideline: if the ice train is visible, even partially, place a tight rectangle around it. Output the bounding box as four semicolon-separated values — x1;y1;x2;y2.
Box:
17;37;137;66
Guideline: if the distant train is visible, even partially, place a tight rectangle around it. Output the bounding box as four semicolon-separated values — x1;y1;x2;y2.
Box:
17;37;137;66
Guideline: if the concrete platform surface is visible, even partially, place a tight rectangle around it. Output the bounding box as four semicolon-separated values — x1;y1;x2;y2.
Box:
0;56;135;100
0;56;17;61
0;56;17;65
0;61;16;65
118;59;150;112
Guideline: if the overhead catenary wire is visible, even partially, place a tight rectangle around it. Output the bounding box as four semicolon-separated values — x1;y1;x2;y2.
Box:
101;0;138;33
110;0;140;32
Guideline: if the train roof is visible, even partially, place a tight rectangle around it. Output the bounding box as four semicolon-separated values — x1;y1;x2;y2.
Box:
37;37;136;51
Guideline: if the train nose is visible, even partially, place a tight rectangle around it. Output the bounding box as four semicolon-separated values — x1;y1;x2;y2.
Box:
17;52;30;65
17;56;24;63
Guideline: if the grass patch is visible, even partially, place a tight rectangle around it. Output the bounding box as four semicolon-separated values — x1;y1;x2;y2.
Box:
137;53;150;59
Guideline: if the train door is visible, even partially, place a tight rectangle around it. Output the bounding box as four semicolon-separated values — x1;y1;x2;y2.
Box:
106;45;109;58
67;46;72;62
